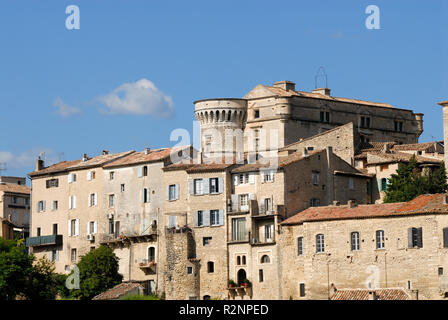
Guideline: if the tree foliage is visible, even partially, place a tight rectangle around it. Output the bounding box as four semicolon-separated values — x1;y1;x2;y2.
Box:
71;246;123;300
384;155;448;203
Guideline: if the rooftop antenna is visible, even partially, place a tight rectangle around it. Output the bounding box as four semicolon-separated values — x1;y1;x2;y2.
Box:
0;162;6;176
315;66;328;89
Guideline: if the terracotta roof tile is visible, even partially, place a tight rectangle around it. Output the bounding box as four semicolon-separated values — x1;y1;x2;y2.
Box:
0;183;30;195
281;194;448;226
92;282;144;300
392;141;443;152
366;151;442;165
68;151;135;169
28;159;81;177
330;288;411;300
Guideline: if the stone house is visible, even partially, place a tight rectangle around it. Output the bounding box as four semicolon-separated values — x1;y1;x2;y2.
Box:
279;193;448;300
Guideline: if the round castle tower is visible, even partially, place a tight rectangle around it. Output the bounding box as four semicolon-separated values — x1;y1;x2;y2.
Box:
194;98;247;158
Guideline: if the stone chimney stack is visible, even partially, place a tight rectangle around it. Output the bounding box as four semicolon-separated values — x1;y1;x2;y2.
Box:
36;157;44;171
145;148;151;155
273;81;296;91
82;153;88;162
312;88;331;96
102;150;109;155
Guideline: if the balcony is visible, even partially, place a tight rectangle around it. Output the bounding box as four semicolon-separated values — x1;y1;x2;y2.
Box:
138;259;157;274
25;234;62;247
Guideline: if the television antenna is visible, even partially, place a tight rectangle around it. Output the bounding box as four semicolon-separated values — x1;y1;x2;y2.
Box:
315;66;328;89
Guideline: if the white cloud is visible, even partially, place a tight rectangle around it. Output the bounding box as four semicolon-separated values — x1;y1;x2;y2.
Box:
96;78;175;118
0;148;57;170
53;97;81;117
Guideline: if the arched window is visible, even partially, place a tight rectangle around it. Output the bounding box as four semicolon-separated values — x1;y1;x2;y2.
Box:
237;256;241;265
242;255;246;265
261;255;270;264
147;246;155;262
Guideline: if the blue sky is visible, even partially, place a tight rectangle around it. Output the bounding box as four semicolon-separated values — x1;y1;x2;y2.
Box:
0;0;446;178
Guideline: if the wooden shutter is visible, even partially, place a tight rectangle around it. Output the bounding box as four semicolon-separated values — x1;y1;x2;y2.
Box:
189;179;194;195
231;194;238;212
94;193;97;206
94;221;98;234
218;209;224;226
55;250;59;261
68;220;72;237
138;166;143;178
75;219;79;236
42;201;46;212
166;186;170;200
175;184;179;200
87;171;91;181
203;210;210;226
51;201;54;211
87;222;90;235
233;175;238;186
261;172;265;183
193;211;198;227
218;177;224;193
249;173;255;184
417;227;423;248
408;228;414;248
49;251;53;262
147;188;150;202
203;179;209;194
68;174;72;184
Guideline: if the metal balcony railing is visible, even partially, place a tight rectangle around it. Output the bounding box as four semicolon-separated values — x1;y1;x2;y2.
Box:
25;234;63;247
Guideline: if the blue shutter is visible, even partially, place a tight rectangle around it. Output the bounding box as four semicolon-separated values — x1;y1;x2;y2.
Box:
218;178;224;193
189;179;194;195
193;211;198;227
218;209;224;226
175;184;179;200
203;179;210;194
166;186;170;200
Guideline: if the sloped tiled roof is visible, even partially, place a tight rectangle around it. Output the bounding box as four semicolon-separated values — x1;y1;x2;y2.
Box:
92;282;144;300
28;159;82;177
392;141;443;153
281;194;448;226
104;146;190;168
262;85;397;109
0;183;30;195
330;288;411;300
366;151;442;166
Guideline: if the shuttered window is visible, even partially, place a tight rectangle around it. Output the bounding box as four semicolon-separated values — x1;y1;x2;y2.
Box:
443;228;448;248
408;227;423;248
298;237;304;255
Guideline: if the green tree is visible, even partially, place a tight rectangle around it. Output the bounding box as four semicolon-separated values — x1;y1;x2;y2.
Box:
384;155;448;203
71;246;123;300
23;257;69;300
0;238;33;300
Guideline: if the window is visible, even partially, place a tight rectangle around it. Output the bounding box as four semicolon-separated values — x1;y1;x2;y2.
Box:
210;178;219;193
264;224;273;242
254;110;260;118
51;200;58;211
68;196;76;209
121;184;125;192
394;120;404;132
360;116;371;128
187;267;193;274
143;188;150;203
37;200;46;212
89;221;95;235
320;111;330;123
148;247;155;262
210;210;219;226
232;218;246;241
168;184;177;201
70;219;77;236
68;173;77;183
439;267;444;276
71;249;77;263
46;178;59;188
168;215;176;228
299;283;306;297
50;250;58;262
349;177;354;190
37;227;41;236
237;256;241;265
207;261;214;273
53;224;58;235
351;232;360;251
443;228;448;248
261;255;270;263
203;237;212;246
376;230;385;249
239;174;244;184
87;171;96;180
298;237;304;255
109;217;114;235
109;172;115;180
408;227;423;248
259;269;264;282
197;211;203;227
312;172;319;185
316;234;325;253
381;178;388;192
114;221;120;238
143;166;148;176
264;198;272;213
109;194;115;208
194;179;203;195
310;198;320;207
239;194;249;207
89;193;97;207
242;256;246;265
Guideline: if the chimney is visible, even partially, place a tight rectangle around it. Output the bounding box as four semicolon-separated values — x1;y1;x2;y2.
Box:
82;153;88;162
382;144;391;154
333;200;340;206
312;88;331;96
368;290;379;300
145;148;151;155
102;150;109;155
36;157;44;171
347;200;357;208
273;81;296;92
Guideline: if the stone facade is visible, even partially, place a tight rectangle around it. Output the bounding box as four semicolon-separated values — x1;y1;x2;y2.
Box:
0;176;30;236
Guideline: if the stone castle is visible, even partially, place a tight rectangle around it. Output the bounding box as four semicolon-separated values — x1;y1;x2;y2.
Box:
25;80;448;300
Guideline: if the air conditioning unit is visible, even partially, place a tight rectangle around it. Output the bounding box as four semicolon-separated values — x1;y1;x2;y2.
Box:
87;234;95;241
107;213;114;219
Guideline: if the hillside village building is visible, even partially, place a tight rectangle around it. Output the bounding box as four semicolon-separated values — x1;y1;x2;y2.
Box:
25;80;448;299
0;176;30;239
